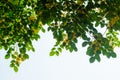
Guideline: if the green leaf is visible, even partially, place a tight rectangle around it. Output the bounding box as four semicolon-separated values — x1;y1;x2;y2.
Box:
82;34;87;40
74;47;78;52
95;54;101;62
55;51;59;56
41;28;45;33
23;54;29;59
89;57;95;63
106;52;111;58
11;60;16;63
4;46;8;50
95;21;99;27
10;63;14;67
111;52;117;58
86;47;94;56
69;47;73;52
12;54;16;59
5;53;10;59
69;42;77;51
32;47;35;52
50;51;55;56
82;34;89;40
0;46;2;50
104;43;109;48
73;38;78;43
102;49;107;56
20;47;26;53
57;48;62;52
47;27;51;31
14;66;18;72
82;41;88;47
16;62;20;67
68;33;73;40
52;48;56;51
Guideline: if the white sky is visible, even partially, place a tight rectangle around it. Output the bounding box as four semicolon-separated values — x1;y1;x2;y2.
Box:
0;28;120;80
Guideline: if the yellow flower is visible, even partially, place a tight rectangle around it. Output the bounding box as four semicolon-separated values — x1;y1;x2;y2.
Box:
31;26;40;34
29;12;37;21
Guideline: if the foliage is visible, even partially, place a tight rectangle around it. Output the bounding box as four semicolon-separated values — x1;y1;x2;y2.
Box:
1;0;120;72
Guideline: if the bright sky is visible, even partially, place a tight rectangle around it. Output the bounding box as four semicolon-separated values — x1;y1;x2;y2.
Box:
0;28;120;80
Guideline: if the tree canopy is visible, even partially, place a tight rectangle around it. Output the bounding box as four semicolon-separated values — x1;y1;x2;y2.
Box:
1;0;120;72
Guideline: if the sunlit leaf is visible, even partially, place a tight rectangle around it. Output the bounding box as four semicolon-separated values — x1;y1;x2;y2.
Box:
5;53;10;59
23;54;29;59
55;51;59;56
50;51;55;56
14;66;18;72
111;52;117;58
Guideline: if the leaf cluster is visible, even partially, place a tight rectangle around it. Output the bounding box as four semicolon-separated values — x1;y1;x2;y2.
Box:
1;0;120;71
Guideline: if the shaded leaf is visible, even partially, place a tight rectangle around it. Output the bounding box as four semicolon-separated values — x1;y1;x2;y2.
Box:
111;52;117;58
55;51;59;56
82;41;88;47
82;34;88;40
95;54;101;62
73;38;78;43
86;47;94;56
89;57;95;63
